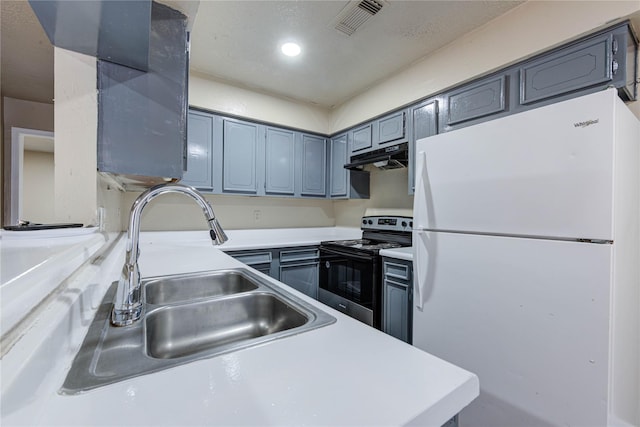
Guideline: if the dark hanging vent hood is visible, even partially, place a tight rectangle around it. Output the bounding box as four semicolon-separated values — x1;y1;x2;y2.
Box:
345;143;408;170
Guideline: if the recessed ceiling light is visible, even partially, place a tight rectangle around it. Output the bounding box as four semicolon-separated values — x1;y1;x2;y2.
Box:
281;42;301;57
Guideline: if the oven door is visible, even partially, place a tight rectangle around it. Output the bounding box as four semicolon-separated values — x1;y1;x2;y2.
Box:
318;246;379;327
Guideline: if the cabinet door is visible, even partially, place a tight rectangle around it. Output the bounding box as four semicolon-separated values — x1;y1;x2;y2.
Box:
280;261;319;299
520;34;613;105
383;278;411;343
445;76;506;126
409;100;438;194
265;127;295;195
330;134;349;198
222;119;259;194
301;134;327;197
351;124;372;153
181;111;213;190
376;111;405;145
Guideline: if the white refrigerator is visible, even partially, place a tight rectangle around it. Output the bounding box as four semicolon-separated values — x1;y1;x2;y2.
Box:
412;88;639;427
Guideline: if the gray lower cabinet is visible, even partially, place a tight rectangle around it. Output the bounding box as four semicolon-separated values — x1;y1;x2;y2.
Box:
265;127;296;196
181;111;214;190
222;118;260;194
382;257;412;344
409;99;438;195
279;247;320;299
300;134;327;197
225;249;277;278
226;246;320;300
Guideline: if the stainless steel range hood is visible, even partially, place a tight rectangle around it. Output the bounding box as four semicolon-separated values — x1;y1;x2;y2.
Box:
344;143;408;170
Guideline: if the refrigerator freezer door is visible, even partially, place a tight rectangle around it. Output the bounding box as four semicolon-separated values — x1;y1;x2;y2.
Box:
412;230;612;426
414;89;618;241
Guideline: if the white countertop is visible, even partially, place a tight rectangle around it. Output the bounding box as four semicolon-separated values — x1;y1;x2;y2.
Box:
380;246;414;261
139;226;362;251
0;228;478;426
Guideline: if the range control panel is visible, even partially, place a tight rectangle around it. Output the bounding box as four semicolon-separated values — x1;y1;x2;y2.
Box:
361;216;413;232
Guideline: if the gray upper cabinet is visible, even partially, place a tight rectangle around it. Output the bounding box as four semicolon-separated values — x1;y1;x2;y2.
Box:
300;134;327;197
375;111;406;146
222;119;260;194
97;2;188;189
265;127;295;196
409;99;438;194
445;76;506;126
520;33;613;105
181;111;214;190
329;134;349;198
351;124;373;153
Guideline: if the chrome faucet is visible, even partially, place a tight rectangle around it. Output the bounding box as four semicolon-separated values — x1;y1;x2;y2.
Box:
111;183;228;326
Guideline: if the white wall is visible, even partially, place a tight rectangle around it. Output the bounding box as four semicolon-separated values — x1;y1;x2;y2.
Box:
1;97;54;225
189;72;331;134
53;48;99;226
334;167;413;227
121;191;335;231
330;1;640;132
22;150;55;223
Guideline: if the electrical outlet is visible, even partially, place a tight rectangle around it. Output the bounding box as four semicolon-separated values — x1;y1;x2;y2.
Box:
253;209;261;223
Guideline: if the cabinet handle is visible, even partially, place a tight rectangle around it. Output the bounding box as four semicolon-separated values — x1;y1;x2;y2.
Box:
338;303;347;310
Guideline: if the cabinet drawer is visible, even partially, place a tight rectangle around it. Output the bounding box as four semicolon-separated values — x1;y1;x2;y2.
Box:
520;34;613;105
383;261;411;281
446;76;506;125
229;251;272;266
376;111;405;145
280;248;319;263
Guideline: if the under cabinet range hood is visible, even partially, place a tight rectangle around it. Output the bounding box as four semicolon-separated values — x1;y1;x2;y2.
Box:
345;143;408;170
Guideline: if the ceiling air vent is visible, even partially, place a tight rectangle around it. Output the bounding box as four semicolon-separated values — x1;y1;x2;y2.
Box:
333;0;386;36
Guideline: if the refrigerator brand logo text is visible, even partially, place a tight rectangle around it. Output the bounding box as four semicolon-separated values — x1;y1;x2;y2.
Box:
574;119;599;128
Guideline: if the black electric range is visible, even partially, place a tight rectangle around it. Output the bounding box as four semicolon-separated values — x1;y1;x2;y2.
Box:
318;215;412;328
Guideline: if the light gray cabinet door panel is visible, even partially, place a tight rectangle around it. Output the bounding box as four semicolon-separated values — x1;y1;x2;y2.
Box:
330;134;348;198
383;279;410;343
409;100;438;194
301;135;327;196
280;262;319;299
265;127;295;195
446;76;506;125
351;124;372;153
377;111;405;145
181;111;213;190
520;35;613;105
222;119;259;194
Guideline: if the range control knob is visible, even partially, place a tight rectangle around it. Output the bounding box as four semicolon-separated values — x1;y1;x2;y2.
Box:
362;219;367;225
410;221;413;228
401;221;407;227
367;220;373;225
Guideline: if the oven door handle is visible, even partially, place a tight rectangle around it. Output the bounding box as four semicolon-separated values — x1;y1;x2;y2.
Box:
319;246;374;262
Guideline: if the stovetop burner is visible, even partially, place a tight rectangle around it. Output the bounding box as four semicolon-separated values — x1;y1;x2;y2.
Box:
320;238;404;254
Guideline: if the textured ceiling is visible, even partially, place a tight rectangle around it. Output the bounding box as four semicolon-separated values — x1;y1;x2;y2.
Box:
0;0;525;108
1;0;54;104
190;0;524;108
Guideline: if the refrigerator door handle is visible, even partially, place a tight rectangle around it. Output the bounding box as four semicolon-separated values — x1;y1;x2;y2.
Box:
413;150;435;310
413;151;429;230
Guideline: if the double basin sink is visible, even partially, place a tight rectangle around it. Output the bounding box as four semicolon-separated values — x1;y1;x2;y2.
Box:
62;268;335;393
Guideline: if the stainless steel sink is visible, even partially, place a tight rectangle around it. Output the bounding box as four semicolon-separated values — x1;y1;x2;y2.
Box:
61;268;335;394
145;270;259;305
146;293;308;359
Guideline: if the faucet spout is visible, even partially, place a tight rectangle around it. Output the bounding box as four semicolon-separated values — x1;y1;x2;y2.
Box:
111;183;228;326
